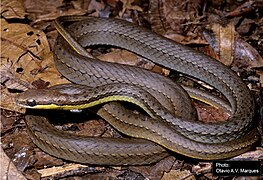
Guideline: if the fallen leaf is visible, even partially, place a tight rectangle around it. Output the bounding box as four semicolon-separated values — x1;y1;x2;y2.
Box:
1;19;69;112
97;49;168;75
234;37;263;69
0;62;33;91
195;102;230;123
24;0;63;17
192;162;212;176
149;0;173;35
77;119;107;137
34;9;89;24
236;18;255;35
1;0;26;19
161;169;196;180
211;22;235;66
225;0;263;18
162;0;202;34
0;110;17;134
231;147;263;161
0;88;26;113
24;0;90;23
2;130;35;172
98;49;142;66
0;147;27;180
1;18;49;82
119;0;143;17
31;150;64;169
129;156;176;179
204;22;263;69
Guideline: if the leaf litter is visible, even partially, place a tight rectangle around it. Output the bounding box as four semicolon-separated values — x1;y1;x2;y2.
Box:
1;0;262;179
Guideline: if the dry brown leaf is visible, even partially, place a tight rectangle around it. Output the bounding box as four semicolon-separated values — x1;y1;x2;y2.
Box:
98;49;142;66
33;150;64;169
24;0;89;23
192;162;212;176
204;22;263;69
195;102;230;123
77;120;107;137
1;110;17;134
165;33;208;45
119;0;143;17
0;147;27;180
231;147;263;161
0;61;33;91
225;0;263;18
234;38;263;69
97;49;169;75
24;0;63;16
88;0;105;14
0;58;31;113
34;9;89;23
0;89;26;113
149;0;206;47
1;19;69;112
1;19;69;85
211;22;235;66
163;0;201;34
161;169;196;180
129;156;176;179
149;0;173;35
1;0;26;19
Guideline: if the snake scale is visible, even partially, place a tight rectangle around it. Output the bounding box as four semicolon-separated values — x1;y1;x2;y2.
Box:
16;16;259;165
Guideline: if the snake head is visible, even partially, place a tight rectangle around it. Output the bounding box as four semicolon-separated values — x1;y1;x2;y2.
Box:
15;89;66;109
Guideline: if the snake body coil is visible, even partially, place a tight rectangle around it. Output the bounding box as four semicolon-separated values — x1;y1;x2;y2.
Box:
16;16;258;165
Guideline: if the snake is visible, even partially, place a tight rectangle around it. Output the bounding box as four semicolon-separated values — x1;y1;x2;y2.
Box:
15;16;259;165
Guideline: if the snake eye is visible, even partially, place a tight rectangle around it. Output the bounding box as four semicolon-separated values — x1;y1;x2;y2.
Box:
26;99;37;107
